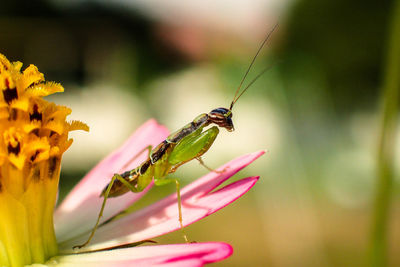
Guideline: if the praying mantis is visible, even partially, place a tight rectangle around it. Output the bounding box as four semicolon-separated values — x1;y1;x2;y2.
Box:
74;24;277;249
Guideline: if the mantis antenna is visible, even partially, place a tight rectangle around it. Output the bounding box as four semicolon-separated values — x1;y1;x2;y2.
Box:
229;23;278;111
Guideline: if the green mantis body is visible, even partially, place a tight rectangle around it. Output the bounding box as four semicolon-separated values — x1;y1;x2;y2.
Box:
74;24;277;249
105;112;230;198
74;111;232;249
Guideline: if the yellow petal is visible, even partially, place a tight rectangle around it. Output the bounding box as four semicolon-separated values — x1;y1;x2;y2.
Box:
44;105;71;122
16;64;44;90
0;71;15;91
22;138;50;163
8;153;26;170
23;122;41;134
0;108;9;119
0;54;12;71
12;61;23;72
49;146;60;157
44;121;65;135
10;97;29;112
60;138;73;152
68;120;89;132
25;82;64;97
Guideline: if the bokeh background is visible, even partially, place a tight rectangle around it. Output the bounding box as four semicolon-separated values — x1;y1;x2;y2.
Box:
1;0;399;266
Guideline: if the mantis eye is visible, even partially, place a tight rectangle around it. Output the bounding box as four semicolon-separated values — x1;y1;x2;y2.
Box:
210;107;231;118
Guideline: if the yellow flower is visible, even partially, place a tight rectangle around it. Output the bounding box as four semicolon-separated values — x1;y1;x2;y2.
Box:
0;54;88;266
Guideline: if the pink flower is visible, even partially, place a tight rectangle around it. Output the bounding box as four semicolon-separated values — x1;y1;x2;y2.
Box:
53;119;264;266
0;53;262;266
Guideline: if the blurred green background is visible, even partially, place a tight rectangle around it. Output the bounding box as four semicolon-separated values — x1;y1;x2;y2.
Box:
1;0;399;266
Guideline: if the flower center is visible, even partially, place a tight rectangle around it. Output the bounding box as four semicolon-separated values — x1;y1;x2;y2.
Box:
0;54;88;267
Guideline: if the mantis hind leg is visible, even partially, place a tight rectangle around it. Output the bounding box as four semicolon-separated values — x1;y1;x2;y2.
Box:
74;145;156;249
73;173;145;249
154;177;189;243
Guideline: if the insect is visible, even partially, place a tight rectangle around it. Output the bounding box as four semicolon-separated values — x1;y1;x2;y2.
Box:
74;24;277;249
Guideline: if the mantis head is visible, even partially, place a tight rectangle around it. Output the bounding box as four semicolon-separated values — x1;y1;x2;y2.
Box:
208;107;234;132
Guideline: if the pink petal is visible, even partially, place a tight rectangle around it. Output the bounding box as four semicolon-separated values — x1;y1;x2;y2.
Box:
61;151;264;252
55;119;169;242
52;242;232;266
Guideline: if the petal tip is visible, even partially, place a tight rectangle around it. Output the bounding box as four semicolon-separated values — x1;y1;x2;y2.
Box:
255;149;266;156
204;242;233;262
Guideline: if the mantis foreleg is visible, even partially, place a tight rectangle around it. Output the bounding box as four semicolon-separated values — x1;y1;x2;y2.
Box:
196;157;225;174
168;126;219;165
